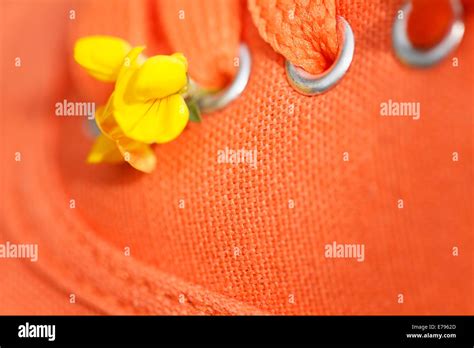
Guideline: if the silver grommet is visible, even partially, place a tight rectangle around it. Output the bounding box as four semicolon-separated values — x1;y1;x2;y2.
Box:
285;16;355;96
196;43;251;113
392;0;465;68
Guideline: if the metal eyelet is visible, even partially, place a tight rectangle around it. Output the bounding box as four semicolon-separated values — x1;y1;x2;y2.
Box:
197;44;251;113
285;16;355;96
392;0;465;68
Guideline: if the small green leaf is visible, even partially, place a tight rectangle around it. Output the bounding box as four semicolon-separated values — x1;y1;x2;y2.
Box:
187;99;202;123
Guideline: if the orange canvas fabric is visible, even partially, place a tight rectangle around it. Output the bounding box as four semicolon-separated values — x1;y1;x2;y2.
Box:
0;0;472;315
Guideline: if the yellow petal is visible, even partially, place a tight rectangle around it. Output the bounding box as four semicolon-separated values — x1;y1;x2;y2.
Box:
74;36;132;82
117;138;157;173
114;46;147;105
115;46;146;82
114;94;189;144
90;102;156;172
171;53;188;70
125;54;188;101
94;96;123;140
87;134;124;164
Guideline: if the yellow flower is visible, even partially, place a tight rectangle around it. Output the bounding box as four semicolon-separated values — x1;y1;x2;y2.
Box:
74;35;190;173
113;47;190;144
74;36;132;82
87;100;157;174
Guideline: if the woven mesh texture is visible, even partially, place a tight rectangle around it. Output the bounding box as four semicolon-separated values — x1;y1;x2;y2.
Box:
1;0;473;314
